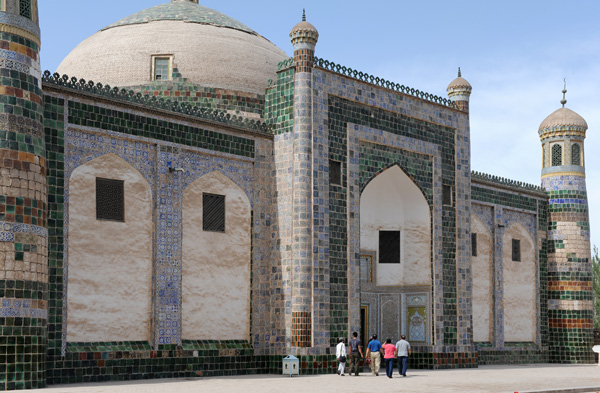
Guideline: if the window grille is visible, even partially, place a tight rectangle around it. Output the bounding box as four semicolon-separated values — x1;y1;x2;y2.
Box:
512;239;521;262
153;57;171;81
203;193;225;232
329;160;341;185
571;143;581;166
96;178;124;222
19;0;31;19
443;185;452;206
551;144;562;166
379;231;400;264
471;233;477;257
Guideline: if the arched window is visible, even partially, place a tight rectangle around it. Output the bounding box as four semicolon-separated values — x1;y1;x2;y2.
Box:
551;144;562;167
571;143;581;166
19;0;31;19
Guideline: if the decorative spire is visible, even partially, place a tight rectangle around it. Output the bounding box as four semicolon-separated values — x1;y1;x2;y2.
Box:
458;67;461;78
561;79;567;108
302;9;306;21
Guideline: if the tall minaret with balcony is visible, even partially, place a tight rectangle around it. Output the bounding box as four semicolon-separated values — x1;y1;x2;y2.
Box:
0;0;47;390
539;84;593;363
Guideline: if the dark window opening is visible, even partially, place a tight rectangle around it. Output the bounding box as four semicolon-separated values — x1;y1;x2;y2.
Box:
551;144;562;167
471;233;477;257
572;143;581;166
379;230;400;264
512;239;521;262
203;193;225;232
19;0;31;19
443;185;452;206
329;160;341;185
96;178;124;222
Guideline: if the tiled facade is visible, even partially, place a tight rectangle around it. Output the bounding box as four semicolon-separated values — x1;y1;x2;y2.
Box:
0;1;595;390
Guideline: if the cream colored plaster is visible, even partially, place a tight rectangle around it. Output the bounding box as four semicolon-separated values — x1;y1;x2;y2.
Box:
471;215;493;342
503;223;536;342
57;21;287;95
182;171;251;340
360;165;431;287
67;153;153;342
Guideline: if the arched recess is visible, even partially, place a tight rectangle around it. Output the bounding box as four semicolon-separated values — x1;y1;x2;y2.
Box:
67;153;153;342
182;171;251;340
471;214;493;342
503;222;536;342
360;165;431;287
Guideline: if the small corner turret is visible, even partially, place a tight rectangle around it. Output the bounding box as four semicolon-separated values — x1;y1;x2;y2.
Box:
447;67;472;112
290;9;319;72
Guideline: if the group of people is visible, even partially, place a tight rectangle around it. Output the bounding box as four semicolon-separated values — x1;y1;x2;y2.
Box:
335;332;411;378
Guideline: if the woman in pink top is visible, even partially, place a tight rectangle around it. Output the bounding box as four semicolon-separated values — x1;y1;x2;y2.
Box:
382;338;397;378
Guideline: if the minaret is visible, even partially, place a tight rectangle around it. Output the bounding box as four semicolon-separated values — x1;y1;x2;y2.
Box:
539;83;593;363
290;9;319;72
286;11;318;348
0;0;46;390
447;67;472;112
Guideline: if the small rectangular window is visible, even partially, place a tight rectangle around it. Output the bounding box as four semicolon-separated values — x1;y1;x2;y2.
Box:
471;233;477;257
379;230;400;264
96;178;124;222
443;185;452;206
329;160;341;185
19;0;31;19
153;57;172;81
512;239;521;262
203;193;225;232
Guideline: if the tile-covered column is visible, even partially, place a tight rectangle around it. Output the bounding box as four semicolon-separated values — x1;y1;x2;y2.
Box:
447;70;473;349
288;12;319;349
0;1;47;389
539;93;593;363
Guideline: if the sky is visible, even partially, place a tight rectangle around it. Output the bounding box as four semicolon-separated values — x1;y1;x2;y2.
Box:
39;0;600;251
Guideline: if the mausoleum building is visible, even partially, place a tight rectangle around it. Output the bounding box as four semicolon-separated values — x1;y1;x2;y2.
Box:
0;0;593;389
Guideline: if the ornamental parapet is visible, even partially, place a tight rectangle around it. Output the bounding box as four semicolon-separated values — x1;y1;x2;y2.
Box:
472;170;545;194
277;57;456;109
42;71;273;134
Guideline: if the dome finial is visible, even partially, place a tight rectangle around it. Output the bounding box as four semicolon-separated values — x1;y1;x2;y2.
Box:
302;9;306;21
560;78;567;108
458;67;461;78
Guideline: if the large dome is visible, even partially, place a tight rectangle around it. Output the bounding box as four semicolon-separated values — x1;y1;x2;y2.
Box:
56;1;288;95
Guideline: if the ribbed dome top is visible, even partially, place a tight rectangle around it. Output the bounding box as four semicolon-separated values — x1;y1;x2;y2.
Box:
291;20;318;35
538;107;588;132
103;1;255;35
447;76;472;90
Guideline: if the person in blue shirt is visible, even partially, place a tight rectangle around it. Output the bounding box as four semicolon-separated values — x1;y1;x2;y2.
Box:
365;334;383;376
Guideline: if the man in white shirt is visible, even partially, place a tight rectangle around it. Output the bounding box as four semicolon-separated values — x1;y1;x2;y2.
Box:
395;335;411;377
336;337;347;376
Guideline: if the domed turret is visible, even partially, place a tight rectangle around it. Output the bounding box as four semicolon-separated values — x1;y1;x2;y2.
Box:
447;68;472;111
56;1;287;95
289;10;319;72
540;82;593;364
290;9;319;50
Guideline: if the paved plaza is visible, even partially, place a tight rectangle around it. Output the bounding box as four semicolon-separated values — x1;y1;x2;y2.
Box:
20;364;600;393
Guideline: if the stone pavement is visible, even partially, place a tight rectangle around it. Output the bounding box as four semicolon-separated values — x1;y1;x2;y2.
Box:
21;364;600;393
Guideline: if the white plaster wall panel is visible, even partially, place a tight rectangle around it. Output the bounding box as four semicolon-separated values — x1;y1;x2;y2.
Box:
360;165;431;287
67;153;153;342
503;223;536;342
57;21;287;95
471;215;493;342
182;171;251;340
